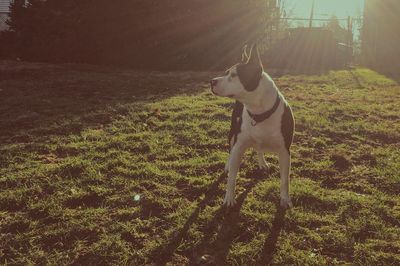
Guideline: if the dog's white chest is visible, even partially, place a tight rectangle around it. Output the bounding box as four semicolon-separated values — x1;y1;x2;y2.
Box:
242;105;284;152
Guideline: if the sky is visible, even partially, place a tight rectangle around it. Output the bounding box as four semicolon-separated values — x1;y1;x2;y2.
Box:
283;0;365;36
284;0;364;18
284;0;364;28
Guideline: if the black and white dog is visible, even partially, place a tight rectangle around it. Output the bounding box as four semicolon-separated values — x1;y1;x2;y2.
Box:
210;44;294;209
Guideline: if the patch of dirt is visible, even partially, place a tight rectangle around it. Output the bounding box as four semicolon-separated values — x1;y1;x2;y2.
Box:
0;197;26;212
9;134;34;143
27;207;50;220
139;198;165;218
1;220;30;234
175;179;204;201
71;253;108;266
54;161;87;178
120;231;145;249
357;153;377;166
42;227;99;252
330;154;351;170
320;176;344;190
365;131;400;144
299;168;337;180
294;194;338;213
64;193;104;208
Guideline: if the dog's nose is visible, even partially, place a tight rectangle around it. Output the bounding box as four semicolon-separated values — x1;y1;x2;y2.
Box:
210;79;218;88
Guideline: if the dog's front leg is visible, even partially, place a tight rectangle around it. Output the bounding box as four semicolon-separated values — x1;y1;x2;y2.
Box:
224;144;246;207
278;149;293;209
224;158;229;173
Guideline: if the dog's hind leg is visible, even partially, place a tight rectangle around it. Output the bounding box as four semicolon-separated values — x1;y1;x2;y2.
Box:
223;144;246;207
278;149;293;209
256;151;269;170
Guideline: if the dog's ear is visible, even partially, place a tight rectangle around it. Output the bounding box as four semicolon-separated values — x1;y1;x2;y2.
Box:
237;43;263;91
247;43;263;69
241;44;250;63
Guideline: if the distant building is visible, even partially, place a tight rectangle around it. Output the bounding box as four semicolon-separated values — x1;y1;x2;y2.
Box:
265;27;351;72
362;0;400;72
0;0;12;31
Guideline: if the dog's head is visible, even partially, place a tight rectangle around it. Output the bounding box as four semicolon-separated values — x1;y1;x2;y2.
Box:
210;44;263;101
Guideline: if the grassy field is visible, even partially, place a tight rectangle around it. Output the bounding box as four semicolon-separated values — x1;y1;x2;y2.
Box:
0;61;399;265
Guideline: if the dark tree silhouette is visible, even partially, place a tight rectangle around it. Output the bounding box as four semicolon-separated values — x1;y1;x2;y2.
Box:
1;0;281;69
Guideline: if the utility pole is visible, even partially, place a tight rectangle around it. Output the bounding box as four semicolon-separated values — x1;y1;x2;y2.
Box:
347;16;353;46
309;0;315;28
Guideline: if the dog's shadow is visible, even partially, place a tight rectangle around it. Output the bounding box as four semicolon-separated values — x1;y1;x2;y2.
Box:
151;172;227;265
188;172;287;265
256;208;286;265
152;168;286;265
188;178;258;265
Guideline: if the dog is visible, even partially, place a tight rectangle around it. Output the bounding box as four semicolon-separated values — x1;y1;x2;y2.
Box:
210;44;294;209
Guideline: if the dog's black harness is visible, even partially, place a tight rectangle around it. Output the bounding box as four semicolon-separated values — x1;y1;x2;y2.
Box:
247;93;281;126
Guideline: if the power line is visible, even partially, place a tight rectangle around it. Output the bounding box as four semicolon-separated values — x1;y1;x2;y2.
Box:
280;17;349;21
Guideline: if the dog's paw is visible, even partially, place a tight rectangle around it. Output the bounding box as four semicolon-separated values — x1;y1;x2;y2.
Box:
223;192;236;207
280;197;293;210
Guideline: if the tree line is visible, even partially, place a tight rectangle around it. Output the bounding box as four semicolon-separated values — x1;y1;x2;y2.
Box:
0;0;281;70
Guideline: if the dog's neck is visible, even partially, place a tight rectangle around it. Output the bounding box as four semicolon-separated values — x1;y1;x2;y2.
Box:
242;72;278;115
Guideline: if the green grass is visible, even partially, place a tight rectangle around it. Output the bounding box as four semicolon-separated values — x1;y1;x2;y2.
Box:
0;61;399;265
